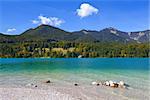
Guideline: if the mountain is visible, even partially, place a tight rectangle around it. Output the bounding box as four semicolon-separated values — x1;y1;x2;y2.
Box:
0;25;72;43
128;30;150;43
21;25;71;40
0;25;149;43
71;27;142;43
74;27;132;43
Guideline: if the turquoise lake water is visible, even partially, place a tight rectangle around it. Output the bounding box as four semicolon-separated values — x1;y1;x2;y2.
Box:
0;58;149;99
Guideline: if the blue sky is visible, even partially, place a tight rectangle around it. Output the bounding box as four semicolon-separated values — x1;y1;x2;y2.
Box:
0;0;149;35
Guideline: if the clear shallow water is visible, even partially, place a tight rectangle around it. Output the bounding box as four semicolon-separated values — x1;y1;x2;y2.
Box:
0;58;150;99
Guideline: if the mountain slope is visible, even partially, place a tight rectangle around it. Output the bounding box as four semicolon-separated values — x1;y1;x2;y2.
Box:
0;25;149;43
72;27;137;43
128;30;150;43
20;25;72;41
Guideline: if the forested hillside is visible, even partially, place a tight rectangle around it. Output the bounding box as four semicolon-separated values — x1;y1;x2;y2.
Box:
0;41;149;58
0;25;149;58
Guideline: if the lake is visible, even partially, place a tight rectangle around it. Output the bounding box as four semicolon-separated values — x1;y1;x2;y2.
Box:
0;58;149;99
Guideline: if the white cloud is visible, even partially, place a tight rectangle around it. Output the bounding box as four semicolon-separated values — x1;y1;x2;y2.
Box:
38;15;51;25
76;3;99;18
32;15;64;26
32;20;39;24
7;28;16;32
49;17;64;26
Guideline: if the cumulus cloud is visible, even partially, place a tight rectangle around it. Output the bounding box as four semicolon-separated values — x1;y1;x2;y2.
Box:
7;28;16;32
76;3;99;18
32;15;64;26
32;20;39;24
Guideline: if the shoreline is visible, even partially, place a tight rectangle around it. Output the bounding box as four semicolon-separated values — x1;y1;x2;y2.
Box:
0;87;77;100
0;81;149;100
0;85;125;100
0;74;149;100
0;57;149;58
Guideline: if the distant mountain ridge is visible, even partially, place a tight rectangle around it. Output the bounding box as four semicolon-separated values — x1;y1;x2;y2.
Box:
0;25;149;43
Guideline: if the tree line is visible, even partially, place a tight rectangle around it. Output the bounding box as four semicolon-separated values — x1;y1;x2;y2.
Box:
0;41;149;58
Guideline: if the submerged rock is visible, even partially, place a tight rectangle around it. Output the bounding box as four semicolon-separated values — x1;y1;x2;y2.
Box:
26;83;37;88
91;81;101;86
102;80;127;88
113;83;119;88
91;82;97;85
109;80;114;87
26;83;34;87
118;81;126;88
105;81;110;86
45;80;51;83
96;83;100;86
74;83;78;86
33;85;38;87
119;81;124;86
